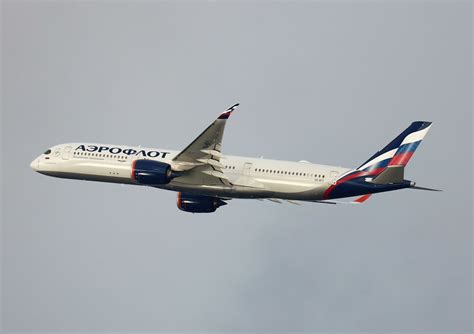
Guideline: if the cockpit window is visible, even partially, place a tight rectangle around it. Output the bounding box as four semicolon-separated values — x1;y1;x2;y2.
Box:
44;149;52;155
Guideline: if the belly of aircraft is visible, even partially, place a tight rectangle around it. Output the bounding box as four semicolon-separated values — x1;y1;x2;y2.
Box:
164;176;328;200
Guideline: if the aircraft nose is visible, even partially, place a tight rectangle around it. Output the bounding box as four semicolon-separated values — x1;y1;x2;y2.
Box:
30;158;38;171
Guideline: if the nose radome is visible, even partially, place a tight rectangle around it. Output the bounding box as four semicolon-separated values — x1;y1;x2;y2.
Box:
30;159;38;171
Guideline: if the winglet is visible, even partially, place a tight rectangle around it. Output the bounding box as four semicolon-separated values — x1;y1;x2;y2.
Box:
218;103;239;119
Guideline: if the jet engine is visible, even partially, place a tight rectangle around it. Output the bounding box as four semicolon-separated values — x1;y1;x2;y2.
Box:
177;192;227;213
132;159;176;185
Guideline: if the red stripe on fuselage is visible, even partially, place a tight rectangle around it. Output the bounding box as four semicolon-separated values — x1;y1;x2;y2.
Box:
131;160;137;181
177;192;182;209
323;168;386;199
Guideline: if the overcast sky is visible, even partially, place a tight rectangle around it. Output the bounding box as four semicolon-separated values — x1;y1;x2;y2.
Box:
2;1;472;332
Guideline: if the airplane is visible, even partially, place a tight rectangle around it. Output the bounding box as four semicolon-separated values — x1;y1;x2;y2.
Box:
30;104;440;213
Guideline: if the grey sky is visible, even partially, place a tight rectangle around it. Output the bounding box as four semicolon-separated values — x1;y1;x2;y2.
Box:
1;1;472;332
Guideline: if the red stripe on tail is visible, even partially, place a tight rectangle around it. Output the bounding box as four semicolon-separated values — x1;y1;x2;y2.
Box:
389;152;414;166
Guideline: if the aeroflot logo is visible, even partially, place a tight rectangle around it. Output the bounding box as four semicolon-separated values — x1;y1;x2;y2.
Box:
75;145;170;158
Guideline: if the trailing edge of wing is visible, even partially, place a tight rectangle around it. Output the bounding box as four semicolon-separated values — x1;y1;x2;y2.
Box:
258;194;371;206
196;158;225;169
286;200;301;205
267;198;283;204
201;169;229;180
309;194;372;205
254;199;302;205
200;149;224;159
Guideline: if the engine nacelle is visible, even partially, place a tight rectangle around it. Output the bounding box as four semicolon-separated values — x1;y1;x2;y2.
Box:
177;193;227;213
132;159;174;185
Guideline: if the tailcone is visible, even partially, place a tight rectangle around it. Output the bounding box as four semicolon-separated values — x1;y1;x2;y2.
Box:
326;177;412;200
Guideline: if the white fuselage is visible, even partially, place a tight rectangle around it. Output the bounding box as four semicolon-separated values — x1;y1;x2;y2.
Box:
31;143;352;201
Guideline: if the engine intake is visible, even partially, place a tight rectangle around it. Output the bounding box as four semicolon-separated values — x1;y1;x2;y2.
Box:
177;193;227;213
132;159;175;185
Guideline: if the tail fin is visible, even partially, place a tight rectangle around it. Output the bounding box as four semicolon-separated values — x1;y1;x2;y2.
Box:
357;121;432;176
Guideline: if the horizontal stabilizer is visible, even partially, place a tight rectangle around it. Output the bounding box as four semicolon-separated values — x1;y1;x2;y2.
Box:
409;185;442;192
353;194;372;203
372;165;404;184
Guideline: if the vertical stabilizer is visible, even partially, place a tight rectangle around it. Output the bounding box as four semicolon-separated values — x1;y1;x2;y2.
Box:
357;121;432;175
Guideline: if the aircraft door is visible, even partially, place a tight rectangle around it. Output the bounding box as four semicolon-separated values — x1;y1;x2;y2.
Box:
243;162;253;176
62;146;72;160
329;170;339;185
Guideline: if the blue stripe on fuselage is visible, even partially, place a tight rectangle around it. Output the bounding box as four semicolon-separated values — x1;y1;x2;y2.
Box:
328;176;411;199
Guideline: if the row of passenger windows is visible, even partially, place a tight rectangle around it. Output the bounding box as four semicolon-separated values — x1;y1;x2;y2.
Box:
226;163;324;178
74;151;128;160
254;168;325;178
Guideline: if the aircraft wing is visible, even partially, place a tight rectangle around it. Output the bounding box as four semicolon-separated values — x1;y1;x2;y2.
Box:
308;194;372;205
172;104;239;186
